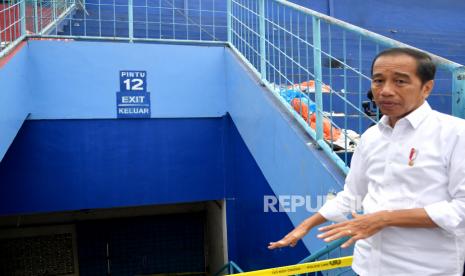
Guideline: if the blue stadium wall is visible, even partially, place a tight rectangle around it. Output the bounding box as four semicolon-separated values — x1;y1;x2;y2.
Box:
0;116;310;270
293;1;465;37
0;41;316;270
293;0;465;63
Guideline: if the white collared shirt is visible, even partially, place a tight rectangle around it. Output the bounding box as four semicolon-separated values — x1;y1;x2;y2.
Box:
319;101;465;276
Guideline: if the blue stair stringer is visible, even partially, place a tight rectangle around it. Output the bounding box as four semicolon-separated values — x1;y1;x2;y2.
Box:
225;46;348;258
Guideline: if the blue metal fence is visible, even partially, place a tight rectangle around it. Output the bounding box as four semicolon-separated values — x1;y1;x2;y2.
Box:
1;0;464;173
27;0;228;42
228;0;465;174
297;237;353;276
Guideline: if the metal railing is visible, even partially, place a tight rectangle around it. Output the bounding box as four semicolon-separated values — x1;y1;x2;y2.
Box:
1;0;228;57
228;0;465;174
1;0;73;57
27;0;228;43
214;238;352;276
297;237;354;276
225;256;353;276
214;261;244;276
0;0;26;55
26;0;75;35
1;0;464;174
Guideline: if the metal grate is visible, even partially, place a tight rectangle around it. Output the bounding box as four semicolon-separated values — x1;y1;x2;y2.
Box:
0;233;75;276
77;213;206;276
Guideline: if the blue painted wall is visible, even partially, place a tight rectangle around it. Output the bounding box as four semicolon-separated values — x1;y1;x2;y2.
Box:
0;118;226;215
0;45;30;160
225;118;311;270
0;41;228;160
0;115;312;271
26;40;227;119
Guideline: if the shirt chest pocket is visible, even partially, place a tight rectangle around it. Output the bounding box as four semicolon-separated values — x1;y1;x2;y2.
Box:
395;143;445;175
388;142;449;204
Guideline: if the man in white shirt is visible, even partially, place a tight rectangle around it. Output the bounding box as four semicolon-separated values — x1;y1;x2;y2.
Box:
268;48;465;275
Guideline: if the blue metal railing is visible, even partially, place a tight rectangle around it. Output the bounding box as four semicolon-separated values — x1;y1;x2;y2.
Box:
299;237;349;264
1;0;464;175
28;0;228;42
297;237;354;276
214;261;244;276
228;0;465;174
216;238;352;276
1;0;227;58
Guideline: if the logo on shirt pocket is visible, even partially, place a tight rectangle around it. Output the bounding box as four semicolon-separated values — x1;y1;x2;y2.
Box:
408;147;419;166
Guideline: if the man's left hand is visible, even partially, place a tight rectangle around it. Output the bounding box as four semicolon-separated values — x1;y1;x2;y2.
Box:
317;211;387;248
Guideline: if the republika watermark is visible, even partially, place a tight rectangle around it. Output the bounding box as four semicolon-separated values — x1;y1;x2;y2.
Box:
263;193;363;213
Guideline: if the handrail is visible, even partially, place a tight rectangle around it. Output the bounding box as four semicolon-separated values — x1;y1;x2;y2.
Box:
230;261;245;273
75;0;89;16
226;256;353;276
298;237;349;264
215;238;351;276
0;34;27;59
39;1;76;36
214;261;245;276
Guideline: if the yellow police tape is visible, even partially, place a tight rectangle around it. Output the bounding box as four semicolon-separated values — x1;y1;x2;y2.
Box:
227;256;353;276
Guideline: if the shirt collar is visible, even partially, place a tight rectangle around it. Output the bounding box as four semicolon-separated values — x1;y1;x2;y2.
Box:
379;101;432;130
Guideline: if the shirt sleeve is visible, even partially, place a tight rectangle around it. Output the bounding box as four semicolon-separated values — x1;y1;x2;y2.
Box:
424;128;465;236
318;140;369;222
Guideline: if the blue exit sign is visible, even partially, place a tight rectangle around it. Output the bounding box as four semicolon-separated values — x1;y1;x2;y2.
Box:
117;70;151;118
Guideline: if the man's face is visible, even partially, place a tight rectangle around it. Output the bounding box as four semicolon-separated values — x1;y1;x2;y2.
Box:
371;54;433;127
